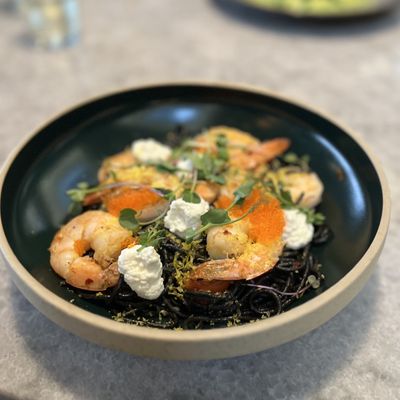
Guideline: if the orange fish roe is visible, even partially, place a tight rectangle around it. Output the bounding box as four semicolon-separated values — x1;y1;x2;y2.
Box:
214;194;232;210
216;189;285;245
105;187;162;217
247;199;284;245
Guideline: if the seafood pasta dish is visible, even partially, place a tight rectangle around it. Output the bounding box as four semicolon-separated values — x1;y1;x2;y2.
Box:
49;126;330;329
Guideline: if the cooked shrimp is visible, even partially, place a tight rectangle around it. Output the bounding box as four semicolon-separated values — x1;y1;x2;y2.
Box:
195;181;220;204
194;126;290;170
84;185;169;223
218;167;249;199
194;126;259;152
100;163;181;191
98;149;136;182
49;210;135;291
206;224;248;259
188;240;284;282
185;190;285;291
98;148;181;192
104;186;169;222
275;168;324;208
242;138;290;170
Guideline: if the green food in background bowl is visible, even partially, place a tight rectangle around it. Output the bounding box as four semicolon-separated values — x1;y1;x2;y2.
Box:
240;0;398;18
248;0;375;15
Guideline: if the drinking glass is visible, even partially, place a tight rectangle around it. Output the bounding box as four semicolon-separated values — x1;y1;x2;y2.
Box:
19;0;80;49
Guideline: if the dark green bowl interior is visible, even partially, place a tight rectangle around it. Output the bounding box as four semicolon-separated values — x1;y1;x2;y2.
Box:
1;84;383;320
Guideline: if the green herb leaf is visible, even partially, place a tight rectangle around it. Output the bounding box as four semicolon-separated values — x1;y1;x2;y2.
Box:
190;153;204;171
163;191;176;202
201;209;231;225
156;162;179;173
263;178;325;225
208;174;226;185
184;227;197;241
304;210;325;225
233;180;255;205
280;189;293;204
182;189;201;204
216;133;228;148
216;134;229;161
66;188;87;202
313;212;325;225
282;152;298;164
187;152;227;185
138;221;166;249
281;152;310;172
66;181;98;203
185;204;257;241
119;208;140;232
139;230;165;249
77;181;89;190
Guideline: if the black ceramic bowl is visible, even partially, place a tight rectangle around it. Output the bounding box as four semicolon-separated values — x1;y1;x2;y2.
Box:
0;83;390;359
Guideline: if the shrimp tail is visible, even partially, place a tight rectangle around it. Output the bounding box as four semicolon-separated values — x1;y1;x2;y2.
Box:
66;258;120;291
188;259;248;281
256;138;291;163
184;279;232;293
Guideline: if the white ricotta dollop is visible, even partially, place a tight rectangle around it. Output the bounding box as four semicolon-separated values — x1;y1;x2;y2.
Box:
118;245;164;300
176;158;194;179
283;209;314;250
131;138;172;163
164;197;209;239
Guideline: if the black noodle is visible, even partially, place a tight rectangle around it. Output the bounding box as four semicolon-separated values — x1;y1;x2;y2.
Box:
69;224;331;330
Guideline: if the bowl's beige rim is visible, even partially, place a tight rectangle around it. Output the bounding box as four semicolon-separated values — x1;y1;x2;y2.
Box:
0;81;391;360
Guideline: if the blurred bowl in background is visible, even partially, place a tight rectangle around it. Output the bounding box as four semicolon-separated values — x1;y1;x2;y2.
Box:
224;0;398;20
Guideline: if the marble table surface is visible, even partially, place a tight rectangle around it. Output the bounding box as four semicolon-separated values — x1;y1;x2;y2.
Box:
0;1;399;399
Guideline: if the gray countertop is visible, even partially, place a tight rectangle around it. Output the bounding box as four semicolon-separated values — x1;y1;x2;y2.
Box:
0;1;399;399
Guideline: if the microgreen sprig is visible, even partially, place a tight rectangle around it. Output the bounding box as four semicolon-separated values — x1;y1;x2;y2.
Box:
67;181;102;216
182;190;201;204
264;180;325;225
228;180;255;209
190;153;226;185
67;181;98;202
162;190;176;202
215;133;229;161
118;206;168;231
184;180;257;241
181;169;201;204
155;162;180;174
118;209;166;250
119;208;140;232
270;152;311;173
168;133;230;186
138;225;166;250
184;205;257;242
282;152;310;172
